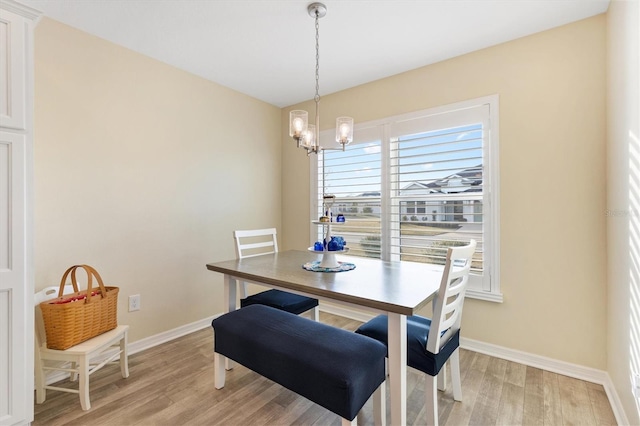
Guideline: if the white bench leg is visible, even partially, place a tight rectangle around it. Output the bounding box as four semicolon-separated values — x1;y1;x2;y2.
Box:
35;351;46;404
214;352;226;389
341;418;356;426
312;306;320;322
373;382;386;426
70;361;79;382
120;332;130;378
78;356;91;410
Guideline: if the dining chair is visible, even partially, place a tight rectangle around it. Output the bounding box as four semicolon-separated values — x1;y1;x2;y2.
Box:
234;228;320;320
35;285;129;410
355;239;477;426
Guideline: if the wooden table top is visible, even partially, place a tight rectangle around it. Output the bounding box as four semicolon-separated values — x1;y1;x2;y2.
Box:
206;250;443;316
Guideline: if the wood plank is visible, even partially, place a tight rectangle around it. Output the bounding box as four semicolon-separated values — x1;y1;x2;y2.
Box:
504;360;527;387
272;391;324;425
468;356;507;425
443;351;490;425
543;370;564;425
557;374;596;425
289;400;328;425
495;381;524;425
587;384;618;426
522;366;544;425
404;366;425;425
223;381;291;425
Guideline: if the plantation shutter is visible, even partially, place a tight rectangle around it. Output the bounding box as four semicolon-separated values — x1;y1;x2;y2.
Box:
389;105;489;289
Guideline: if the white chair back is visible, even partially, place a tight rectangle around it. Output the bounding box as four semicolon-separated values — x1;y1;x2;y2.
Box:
234;228;278;259
233;228;278;298
426;240;477;354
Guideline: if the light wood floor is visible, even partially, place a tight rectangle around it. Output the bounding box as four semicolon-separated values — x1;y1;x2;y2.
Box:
33;312;617;426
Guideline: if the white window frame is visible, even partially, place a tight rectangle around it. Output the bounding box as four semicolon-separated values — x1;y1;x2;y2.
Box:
310;95;501;302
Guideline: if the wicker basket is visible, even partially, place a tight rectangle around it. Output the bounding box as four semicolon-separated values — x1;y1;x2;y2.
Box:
40;265;119;350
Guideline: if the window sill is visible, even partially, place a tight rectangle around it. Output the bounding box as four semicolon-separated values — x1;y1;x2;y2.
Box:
466;288;503;303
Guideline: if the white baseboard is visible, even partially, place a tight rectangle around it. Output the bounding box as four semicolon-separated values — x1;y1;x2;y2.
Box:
127;314;220;356
42;307;629;425
602;377;631;426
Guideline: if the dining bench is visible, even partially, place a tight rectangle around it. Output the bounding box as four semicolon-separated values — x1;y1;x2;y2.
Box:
211;304;387;426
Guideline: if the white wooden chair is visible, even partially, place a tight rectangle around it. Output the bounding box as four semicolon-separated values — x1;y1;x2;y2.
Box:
234;228;320;321
356;240;477;426
34;286;129;410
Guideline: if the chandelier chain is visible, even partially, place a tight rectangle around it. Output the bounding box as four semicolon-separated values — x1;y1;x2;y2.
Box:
314;12;320;104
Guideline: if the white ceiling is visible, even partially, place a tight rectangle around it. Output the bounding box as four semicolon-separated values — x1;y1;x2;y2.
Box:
24;0;610;107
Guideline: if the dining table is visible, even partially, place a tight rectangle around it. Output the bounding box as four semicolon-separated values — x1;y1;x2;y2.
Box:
206;249;444;426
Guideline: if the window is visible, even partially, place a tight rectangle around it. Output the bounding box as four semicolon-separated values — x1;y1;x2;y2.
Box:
312;96;501;301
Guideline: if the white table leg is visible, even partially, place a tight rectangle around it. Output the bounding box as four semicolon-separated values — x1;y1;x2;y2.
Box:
224;274;237;370
388;313;407;426
224;274;237;313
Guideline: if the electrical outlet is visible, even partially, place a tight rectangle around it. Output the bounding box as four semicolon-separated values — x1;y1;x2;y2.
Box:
128;294;141;312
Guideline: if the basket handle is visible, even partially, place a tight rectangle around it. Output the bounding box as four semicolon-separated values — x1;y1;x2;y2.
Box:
58;265;108;304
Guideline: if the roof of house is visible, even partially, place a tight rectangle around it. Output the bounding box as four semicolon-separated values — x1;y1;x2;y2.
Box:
402;165;483;195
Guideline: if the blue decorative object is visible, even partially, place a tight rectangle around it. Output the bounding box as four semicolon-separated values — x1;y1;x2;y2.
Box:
336;214;345;222
314;241;324;251
303;260;356;272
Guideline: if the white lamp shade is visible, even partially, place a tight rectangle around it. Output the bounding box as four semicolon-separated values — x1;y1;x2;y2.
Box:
336;116;354;146
290;110;308;138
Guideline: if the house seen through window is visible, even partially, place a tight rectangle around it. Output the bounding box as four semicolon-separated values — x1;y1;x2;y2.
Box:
312;96;501;300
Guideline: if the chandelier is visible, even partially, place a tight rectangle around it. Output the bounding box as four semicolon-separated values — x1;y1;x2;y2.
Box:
289;2;354;155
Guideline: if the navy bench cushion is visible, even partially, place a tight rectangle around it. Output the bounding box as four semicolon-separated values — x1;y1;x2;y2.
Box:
212;305;386;421
355;314;460;376
240;289;319;315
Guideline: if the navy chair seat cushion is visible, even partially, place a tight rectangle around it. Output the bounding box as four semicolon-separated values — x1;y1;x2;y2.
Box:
240;289;318;315
355;314;460;376
212;305;386;421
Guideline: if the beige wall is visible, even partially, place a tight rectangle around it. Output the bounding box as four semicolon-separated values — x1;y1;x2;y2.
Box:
33;18;282;342
607;0;640;423
282;15;608;369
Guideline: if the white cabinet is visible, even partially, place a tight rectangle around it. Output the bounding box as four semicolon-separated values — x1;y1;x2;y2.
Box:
0;6;26;129
0;1;40;425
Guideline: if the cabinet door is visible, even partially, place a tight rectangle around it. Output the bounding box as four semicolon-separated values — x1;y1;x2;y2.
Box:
0;131;30;425
0;9;26;130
